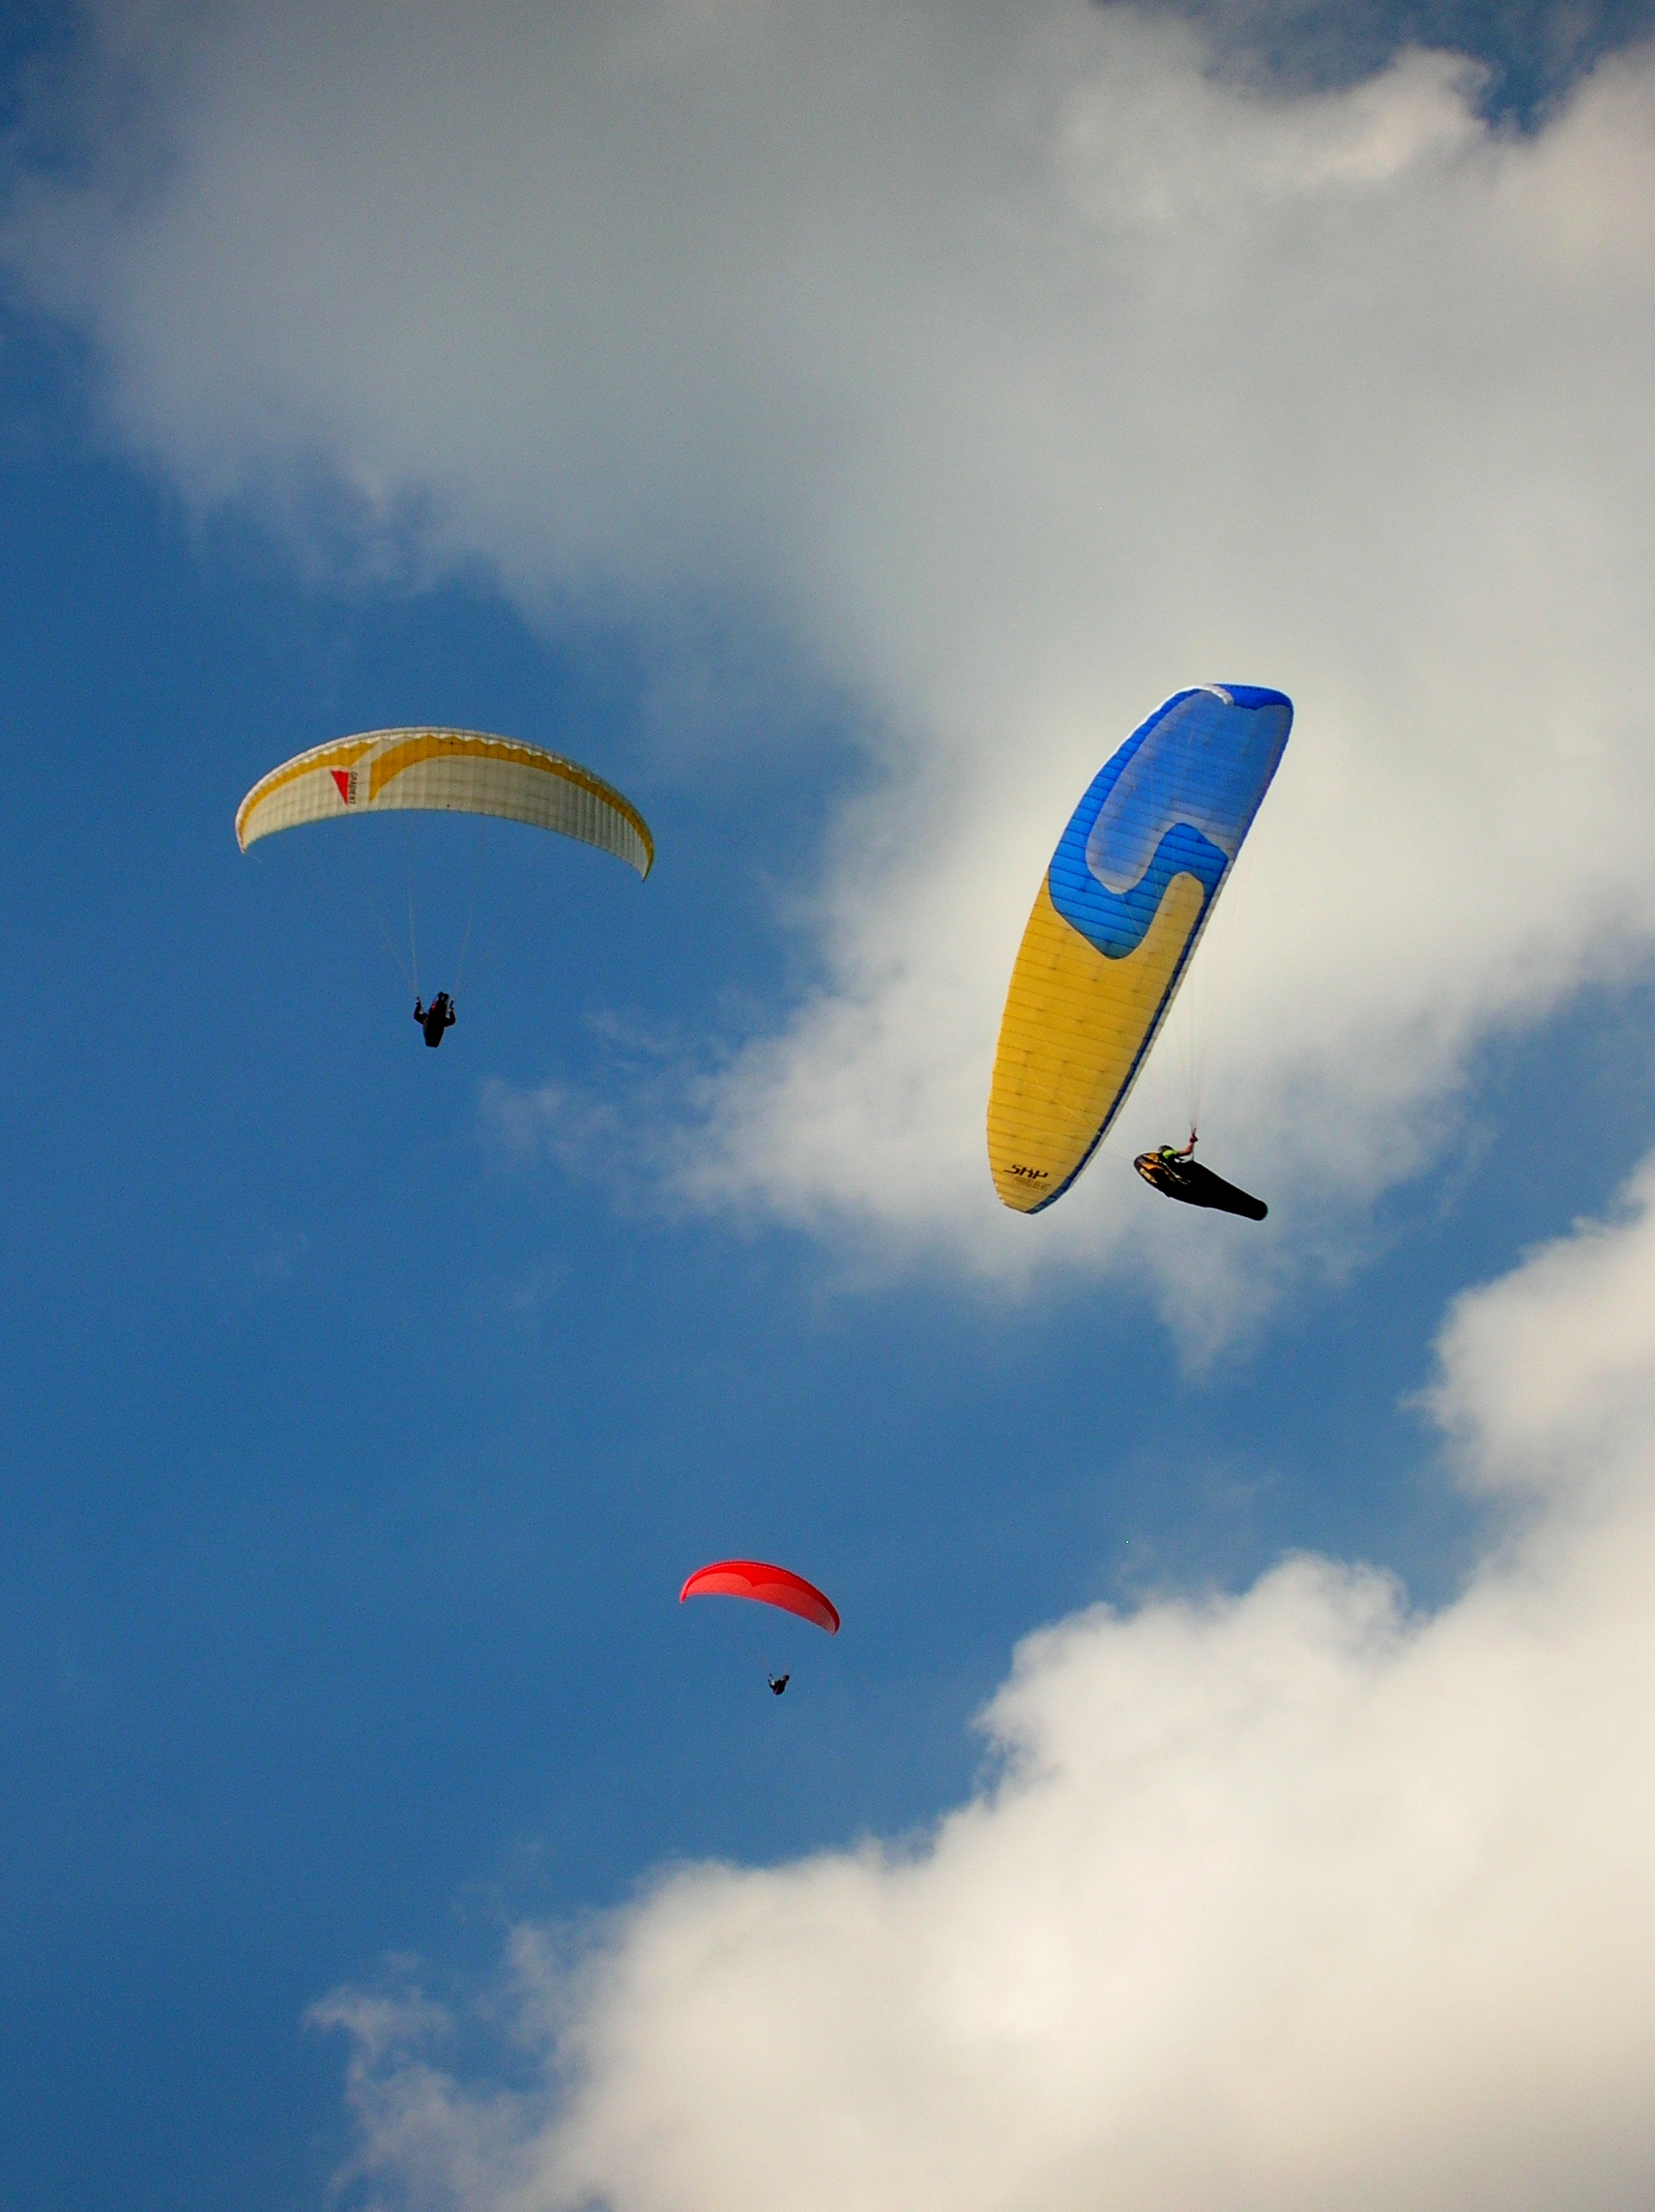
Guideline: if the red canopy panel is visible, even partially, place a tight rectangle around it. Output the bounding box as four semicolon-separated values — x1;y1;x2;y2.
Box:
679;1559;840;1634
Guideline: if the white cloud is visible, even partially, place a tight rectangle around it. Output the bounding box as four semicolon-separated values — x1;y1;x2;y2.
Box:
12;3;1655;1304
313;1154;1655;2211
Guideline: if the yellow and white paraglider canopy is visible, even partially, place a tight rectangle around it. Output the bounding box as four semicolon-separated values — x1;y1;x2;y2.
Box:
235;727;653;879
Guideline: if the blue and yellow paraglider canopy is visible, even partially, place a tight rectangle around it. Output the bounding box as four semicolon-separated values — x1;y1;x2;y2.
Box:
987;684;1292;1213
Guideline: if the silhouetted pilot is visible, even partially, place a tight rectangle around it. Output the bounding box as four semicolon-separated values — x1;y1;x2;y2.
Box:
414;992;455;1048
768;1674;790;1696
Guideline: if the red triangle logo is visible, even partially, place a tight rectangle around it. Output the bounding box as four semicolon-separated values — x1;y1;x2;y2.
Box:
331;769;352;802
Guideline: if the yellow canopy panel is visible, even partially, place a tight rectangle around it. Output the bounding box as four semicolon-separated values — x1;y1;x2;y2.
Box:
989;871;1206;1211
235;728;653;879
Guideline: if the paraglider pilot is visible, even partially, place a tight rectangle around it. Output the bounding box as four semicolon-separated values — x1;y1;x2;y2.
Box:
414;992;456;1048
1133;1130;1267;1222
768;1674;790;1696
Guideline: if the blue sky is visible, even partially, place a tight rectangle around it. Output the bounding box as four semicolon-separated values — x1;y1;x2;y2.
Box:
8;6;1655;2210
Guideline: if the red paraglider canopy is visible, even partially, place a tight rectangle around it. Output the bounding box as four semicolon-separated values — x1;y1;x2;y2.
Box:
679;1559;840;1634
